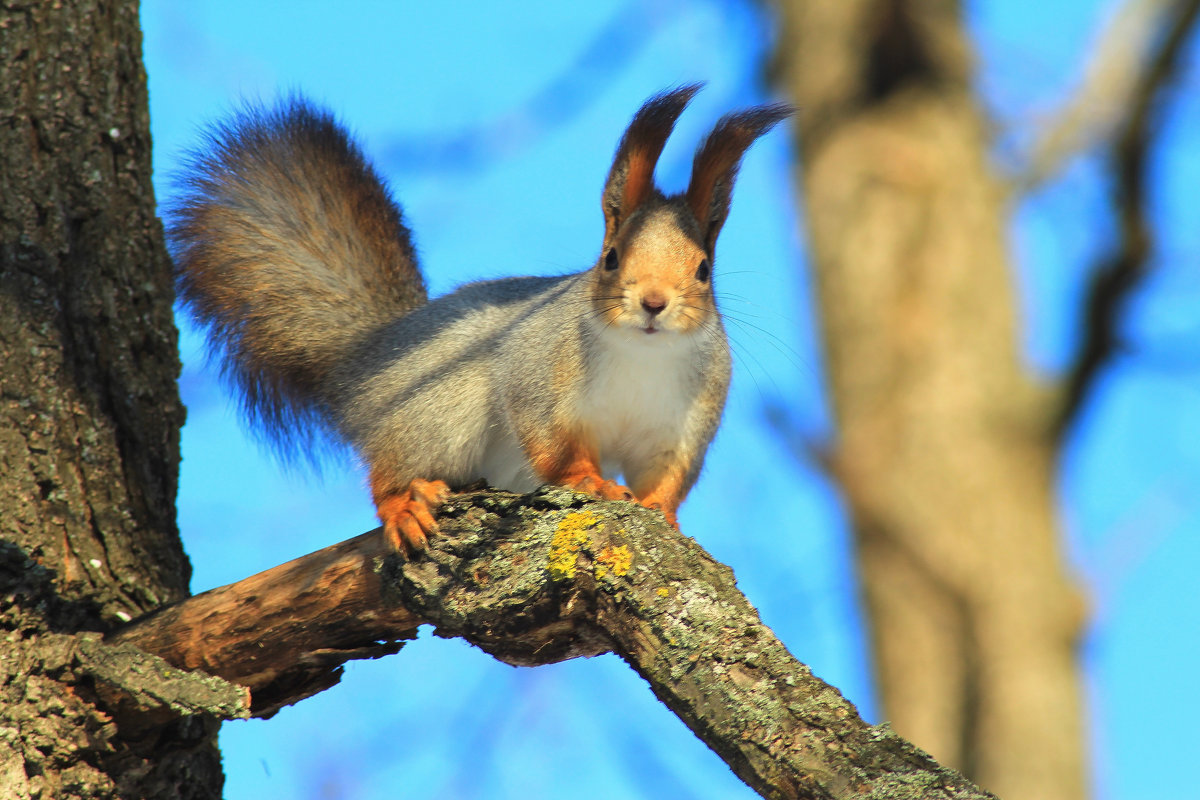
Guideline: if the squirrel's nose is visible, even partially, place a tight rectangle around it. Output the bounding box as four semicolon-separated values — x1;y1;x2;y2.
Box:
641;293;667;316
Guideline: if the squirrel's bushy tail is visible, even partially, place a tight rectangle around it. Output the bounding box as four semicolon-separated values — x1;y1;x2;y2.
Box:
168;98;426;458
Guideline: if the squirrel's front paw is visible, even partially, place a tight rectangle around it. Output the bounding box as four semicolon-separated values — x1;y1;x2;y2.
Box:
566;475;635;503
376;478;450;555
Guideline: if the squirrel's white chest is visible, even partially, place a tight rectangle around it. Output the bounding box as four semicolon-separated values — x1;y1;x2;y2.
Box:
581;333;699;475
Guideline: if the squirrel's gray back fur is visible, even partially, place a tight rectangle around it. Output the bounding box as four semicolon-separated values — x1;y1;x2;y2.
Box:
329;273;576;489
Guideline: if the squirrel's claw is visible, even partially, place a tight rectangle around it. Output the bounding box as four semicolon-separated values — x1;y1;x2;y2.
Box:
569;477;680;528
377;478;450;556
566;475;635;502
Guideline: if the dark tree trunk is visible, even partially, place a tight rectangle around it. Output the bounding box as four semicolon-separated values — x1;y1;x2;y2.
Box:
0;1;226;796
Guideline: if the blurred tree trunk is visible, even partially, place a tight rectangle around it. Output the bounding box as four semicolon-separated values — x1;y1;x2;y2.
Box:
0;1;224;796
769;2;1087;799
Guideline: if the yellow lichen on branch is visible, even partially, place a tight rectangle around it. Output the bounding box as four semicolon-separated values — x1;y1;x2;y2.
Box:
545;511;633;581
596;545;632;579
547;511;597;580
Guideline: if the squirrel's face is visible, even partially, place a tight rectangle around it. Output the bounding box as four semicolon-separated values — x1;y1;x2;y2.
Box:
592;205;715;337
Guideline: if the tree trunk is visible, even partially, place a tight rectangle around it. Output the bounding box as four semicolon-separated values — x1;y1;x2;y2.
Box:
0;1;228;796
769;2;1087;799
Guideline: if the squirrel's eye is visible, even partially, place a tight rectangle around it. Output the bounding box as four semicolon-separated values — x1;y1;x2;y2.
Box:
695;258;711;283
604;248;619;271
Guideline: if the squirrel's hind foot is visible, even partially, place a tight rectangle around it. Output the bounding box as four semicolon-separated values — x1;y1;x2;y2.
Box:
375;478;450;556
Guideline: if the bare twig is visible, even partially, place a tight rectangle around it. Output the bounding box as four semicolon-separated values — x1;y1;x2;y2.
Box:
1055;0;1200;436
1020;0;1174;190
378;1;664;174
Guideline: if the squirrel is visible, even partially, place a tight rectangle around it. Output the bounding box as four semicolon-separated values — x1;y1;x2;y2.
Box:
168;85;790;554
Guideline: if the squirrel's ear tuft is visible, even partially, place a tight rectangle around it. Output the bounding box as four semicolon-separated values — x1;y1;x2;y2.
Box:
686;103;792;254
602;84;703;242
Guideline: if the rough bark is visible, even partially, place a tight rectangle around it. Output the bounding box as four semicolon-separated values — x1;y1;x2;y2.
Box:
769;2;1087;798
114;487;997;800
0;1;233;796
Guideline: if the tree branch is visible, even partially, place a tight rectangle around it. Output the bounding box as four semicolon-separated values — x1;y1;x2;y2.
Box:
1055;0;1200;436
1020;0;1176;190
111;488;994;799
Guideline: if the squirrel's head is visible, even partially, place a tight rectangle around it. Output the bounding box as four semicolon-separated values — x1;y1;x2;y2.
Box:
591;85;791;338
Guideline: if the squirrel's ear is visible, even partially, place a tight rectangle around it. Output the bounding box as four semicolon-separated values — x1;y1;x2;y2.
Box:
603;84;702;242
686;103;792;255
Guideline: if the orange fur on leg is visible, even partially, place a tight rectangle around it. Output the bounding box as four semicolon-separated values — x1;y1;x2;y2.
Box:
371;471;450;555
528;434;634;502
633;467;686;529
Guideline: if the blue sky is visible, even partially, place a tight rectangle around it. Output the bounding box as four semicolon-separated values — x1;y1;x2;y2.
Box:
141;2;1200;798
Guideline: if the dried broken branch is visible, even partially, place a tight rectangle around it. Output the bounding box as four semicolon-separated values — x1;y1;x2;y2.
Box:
107;527;420;718
110;488;994;799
